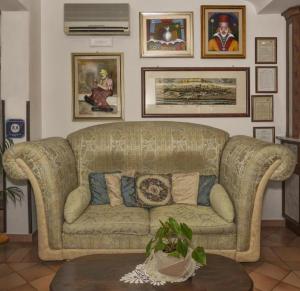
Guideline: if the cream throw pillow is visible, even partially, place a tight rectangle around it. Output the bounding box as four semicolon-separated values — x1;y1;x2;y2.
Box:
210;184;235;223
172;172;199;205
106;170;135;207
64;186;91;224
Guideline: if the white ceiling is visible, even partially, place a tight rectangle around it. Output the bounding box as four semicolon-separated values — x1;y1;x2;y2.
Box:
247;0;300;14
0;0;298;14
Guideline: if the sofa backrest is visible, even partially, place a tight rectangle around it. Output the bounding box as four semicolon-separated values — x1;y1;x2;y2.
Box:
67;121;229;186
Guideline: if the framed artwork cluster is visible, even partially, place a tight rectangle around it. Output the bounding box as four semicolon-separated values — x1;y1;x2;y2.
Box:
70;4;279;138
252;37;278;144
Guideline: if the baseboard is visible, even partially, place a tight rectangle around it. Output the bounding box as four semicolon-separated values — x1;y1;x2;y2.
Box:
7;231;37;242
261;219;285;227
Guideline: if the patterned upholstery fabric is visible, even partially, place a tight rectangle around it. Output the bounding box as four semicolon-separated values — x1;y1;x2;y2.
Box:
150;204;236;235
3;138;77;249
220;136;297;251
67;122;229;187
2;122;295;261
64;186;91;224
62;233;236;250
63;205;150;235
210;184;235;223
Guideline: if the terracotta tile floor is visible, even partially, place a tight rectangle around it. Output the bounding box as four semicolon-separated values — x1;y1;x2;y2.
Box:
0;226;299;290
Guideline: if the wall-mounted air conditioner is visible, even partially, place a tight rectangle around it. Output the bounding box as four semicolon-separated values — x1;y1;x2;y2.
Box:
64;3;130;35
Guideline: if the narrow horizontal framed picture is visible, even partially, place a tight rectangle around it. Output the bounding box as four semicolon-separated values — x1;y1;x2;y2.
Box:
251;95;273;122
142;67;250;117
72;53;124;120
255;37;277;64
256;66;278;93
253;127;275;143
140;12;194;58
201;5;246;59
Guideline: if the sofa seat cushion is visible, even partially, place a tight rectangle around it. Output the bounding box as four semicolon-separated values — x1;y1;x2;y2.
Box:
63;205;149;235
150;204;236;235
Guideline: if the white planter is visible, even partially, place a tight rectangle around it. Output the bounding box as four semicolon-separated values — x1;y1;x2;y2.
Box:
145;248;196;283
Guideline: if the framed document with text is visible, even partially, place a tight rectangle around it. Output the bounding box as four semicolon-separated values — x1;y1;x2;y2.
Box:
253;127;275;143
256;66;278;93
255;37;277;64
251;95;273;122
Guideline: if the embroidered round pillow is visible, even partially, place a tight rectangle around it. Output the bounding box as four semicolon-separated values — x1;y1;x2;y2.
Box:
135;174;172;207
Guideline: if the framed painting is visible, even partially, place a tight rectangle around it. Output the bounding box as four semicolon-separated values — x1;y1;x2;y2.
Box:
256;66;278;93
251;95;274;122
140;12;194;58
72;53;124;120
201;5;246;59
255;37;277;64
253;127;275;143
142;67;250;117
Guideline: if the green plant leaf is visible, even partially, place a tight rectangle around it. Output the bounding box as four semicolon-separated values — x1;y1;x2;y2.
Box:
192;246;206;266
168;217;181;235
154;239;166;252
168;251;181;258
146;239;153;257
180;223;192;240
176;238;188;258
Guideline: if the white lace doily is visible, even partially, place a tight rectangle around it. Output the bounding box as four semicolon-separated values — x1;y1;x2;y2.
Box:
120;263;200;286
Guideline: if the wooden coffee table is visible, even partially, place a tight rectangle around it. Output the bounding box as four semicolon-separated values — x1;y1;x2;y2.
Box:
50;254;253;291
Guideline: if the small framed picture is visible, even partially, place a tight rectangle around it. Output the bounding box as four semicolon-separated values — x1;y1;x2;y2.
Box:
72;53;124;120
251;95;273;122
201;5;246;59
140;12;194;58
256;66;278;93
253;127;275;143
255;37;277;64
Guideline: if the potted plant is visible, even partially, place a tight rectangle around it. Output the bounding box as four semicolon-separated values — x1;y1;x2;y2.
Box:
0;139;23;244
145;217;206;282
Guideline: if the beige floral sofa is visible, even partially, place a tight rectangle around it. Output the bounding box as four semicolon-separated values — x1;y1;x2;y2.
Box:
3;122;296;262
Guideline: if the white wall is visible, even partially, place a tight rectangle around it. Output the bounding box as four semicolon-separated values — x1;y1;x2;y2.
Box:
1;11;30;234
41;0;286;219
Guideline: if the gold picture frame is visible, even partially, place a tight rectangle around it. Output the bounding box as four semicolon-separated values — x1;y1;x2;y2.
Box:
251;95;274;122
140;12;194;58
72;53;124;121
201;5;246;59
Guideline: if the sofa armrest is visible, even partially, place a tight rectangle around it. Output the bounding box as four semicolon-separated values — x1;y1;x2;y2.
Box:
3;137;78;251
220;135;296;253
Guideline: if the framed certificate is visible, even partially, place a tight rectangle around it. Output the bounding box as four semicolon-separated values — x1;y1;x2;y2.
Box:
251;95;273;122
255;37;277;64
256;66;278;93
253;127;275;143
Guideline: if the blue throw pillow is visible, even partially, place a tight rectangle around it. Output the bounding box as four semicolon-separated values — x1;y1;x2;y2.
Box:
197;175;217;206
88;172;110;205
121;176;138;207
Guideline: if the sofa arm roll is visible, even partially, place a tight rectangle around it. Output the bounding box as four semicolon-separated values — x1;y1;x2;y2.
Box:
3;137;78;250
220;135;296;252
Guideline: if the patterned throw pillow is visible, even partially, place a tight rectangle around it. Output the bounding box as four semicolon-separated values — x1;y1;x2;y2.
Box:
88;172;110;205
121;176;137;207
197;175;217;206
135;174;172;208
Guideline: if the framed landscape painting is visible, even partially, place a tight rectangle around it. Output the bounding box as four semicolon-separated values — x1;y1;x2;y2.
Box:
142;67;250;117
140;12;194;57
72;53;124;120
201;5;246;58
